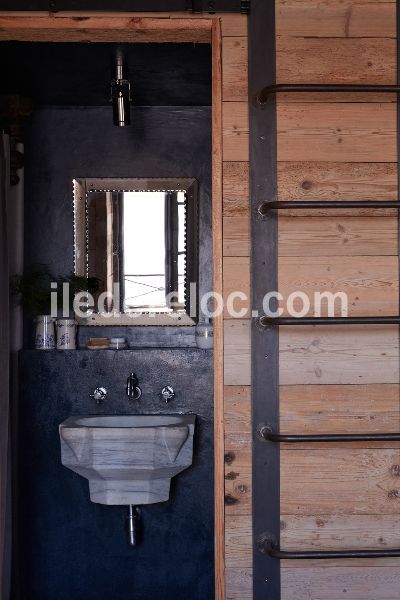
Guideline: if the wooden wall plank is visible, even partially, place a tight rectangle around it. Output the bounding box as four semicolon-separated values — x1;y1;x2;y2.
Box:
224;434;400;514
225;255;400;317
226;559;400;600
281;447;400;514
281;566;400;600
223;102;249;162
279;326;399;385
220;14;248;37
281;514;400;550
280;384;400;433
223;217;250;256
0;15;212;42
277;103;397;163
223;257;250;318
221;13;250;600
225;515;252;567
223;161;249;216
225;568;252;600
224;320;251;385
276;0;396;39
279;216;398;256
222;37;248;102
225;432;251;468
224;386;251;435
224;430;251;513
277;162;397;201
225;465;251;515
277;161;398;216
278;256;399;316
276;38;396;83
348;2;396;38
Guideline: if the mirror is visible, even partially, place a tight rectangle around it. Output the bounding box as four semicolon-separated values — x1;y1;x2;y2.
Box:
73;178;198;325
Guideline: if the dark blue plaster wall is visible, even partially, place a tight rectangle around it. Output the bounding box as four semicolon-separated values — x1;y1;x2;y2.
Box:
16;105;214;599
23;105;212;346
16;350;213;600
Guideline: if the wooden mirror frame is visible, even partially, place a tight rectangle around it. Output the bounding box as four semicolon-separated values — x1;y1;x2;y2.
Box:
73;177;199;326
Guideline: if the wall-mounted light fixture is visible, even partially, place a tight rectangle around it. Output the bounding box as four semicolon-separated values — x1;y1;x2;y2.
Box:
111;48;131;127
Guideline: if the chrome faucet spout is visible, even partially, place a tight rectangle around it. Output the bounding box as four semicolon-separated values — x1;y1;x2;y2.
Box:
126;372;142;401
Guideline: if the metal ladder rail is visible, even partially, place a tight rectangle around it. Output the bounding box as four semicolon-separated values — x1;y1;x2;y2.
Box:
254;79;400;565
257;424;400;558
257;83;400;104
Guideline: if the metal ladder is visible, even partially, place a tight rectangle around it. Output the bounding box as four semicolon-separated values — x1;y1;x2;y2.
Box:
249;4;400;588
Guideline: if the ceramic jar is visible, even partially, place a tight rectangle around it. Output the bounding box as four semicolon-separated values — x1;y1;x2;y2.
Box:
35;315;56;350
56;318;77;350
195;317;213;349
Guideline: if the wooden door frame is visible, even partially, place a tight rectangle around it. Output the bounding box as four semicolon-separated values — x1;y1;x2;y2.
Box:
0;13;224;600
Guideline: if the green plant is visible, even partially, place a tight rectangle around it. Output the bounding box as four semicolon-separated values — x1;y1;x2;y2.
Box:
10;264;54;317
11;265;100;317
56;273;100;314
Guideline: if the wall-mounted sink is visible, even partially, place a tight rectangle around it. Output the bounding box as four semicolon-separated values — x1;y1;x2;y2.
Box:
59;414;195;505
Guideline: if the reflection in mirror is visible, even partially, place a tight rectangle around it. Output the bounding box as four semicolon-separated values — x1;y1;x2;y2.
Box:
74;178;198;325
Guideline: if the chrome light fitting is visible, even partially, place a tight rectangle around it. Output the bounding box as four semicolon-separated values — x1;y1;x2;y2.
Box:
111;49;131;127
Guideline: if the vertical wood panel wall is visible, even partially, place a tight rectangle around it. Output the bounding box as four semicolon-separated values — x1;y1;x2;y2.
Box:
220;12;252;600
223;2;400;599
277;1;400;599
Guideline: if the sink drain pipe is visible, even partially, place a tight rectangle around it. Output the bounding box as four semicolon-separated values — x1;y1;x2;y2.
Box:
127;505;141;546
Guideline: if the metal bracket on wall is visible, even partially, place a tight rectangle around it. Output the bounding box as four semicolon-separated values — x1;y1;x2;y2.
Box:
0;0;249;12
188;0;249;12
249;1;280;599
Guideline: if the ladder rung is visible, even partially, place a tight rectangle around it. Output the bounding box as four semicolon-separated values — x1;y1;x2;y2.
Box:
259;316;400;327
259;427;400;443
257;83;400;104
260;543;400;560
258;200;400;214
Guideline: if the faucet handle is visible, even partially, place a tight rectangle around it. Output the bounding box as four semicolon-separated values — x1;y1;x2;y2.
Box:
161;386;175;403
90;387;108;404
126;373;142;401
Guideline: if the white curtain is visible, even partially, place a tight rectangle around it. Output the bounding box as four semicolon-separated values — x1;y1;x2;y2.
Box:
0;133;11;599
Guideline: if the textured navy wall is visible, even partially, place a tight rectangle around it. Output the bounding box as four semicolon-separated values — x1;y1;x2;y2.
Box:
17;350;214;600
16;105;214;599
23;105;212;346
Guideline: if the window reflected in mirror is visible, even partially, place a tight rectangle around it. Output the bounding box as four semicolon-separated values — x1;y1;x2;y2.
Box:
74;178;198;325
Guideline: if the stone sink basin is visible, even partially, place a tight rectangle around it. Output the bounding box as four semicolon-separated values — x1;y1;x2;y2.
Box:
59;414;195;505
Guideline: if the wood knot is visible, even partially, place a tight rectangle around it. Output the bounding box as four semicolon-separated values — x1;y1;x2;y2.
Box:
387;489;399;499
225;471;239;480
390;465;400;477
301;180;313;190
224;452;235;465
224;494;238;506
235;484;248;494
